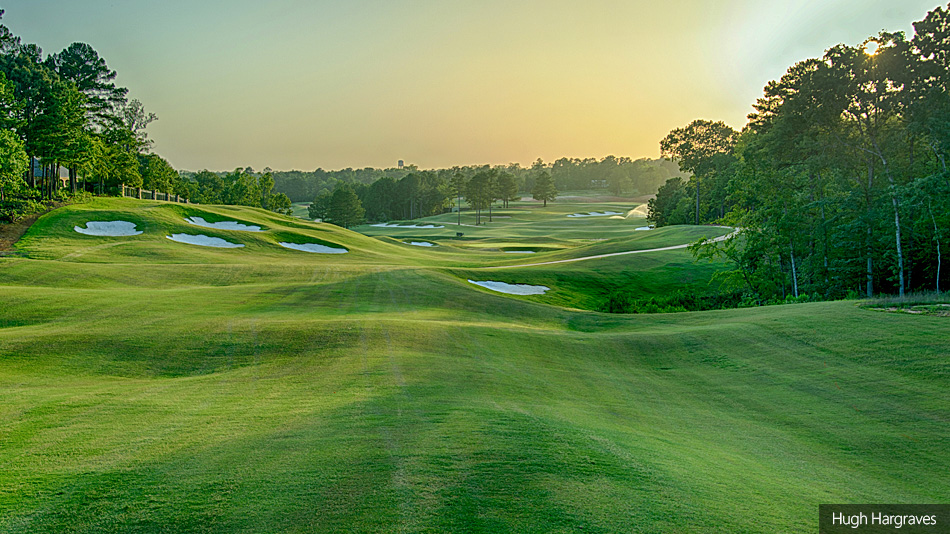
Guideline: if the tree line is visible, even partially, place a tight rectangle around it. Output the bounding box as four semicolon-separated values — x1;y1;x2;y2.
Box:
648;4;950;300
0;4;680;225
306;164;562;227
276;156;681;206
0;10;291;221
301;157;673;227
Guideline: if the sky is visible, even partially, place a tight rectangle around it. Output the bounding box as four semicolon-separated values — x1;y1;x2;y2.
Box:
1;0;943;171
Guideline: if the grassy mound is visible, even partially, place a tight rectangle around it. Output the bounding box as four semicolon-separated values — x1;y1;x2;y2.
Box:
0;198;946;533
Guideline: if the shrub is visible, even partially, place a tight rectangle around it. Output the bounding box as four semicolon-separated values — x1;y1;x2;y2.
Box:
0;198;47;223
600;289;747;314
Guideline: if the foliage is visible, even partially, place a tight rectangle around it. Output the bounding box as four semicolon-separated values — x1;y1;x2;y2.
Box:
0;196;44;223
269;157;681;205
45;41;127;130
325;185;364;228
0;17;173;204
138;153;176;193
531;170;557;207
465;169;494;224
0;127;27;200
652;6;950;300
647;177;689;227
601;289;749;314
497;171;518;208
308;189;332;221
659;119;738;224
269;191;292;215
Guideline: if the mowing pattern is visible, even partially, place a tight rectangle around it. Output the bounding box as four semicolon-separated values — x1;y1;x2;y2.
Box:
0;198;946;533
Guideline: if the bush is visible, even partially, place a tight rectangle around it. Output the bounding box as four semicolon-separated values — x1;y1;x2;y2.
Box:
600;289;747;314
0;198;47;223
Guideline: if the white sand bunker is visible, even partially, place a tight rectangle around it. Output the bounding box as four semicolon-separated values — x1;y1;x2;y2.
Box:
469;280;551;295
468;280;549;295
184;216;262;232
567;211;623;218
505;250;535;254
635;226;653;231
406;241;435;247
74;221;142;236
279;242;348;254
166;233;244;248
371;223;445;229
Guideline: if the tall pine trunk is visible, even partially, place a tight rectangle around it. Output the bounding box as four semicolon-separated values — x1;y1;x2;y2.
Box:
865;163;874;297
790;242;799;298
875;148;905;297
931;201;942;292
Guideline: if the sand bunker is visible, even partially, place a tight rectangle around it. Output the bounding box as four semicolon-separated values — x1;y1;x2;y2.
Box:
74;221;143;236
166;233;244;248
406;241;435;247
184;216;262;232
371;223;445;229
504;250;535;254
635;226;653;231
567;211;623;218
278;242;348;254
468;280;549;295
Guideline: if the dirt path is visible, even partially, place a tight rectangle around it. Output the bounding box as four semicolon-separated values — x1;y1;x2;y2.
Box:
482;229;736;269
0;211;48;253
0;202;72;253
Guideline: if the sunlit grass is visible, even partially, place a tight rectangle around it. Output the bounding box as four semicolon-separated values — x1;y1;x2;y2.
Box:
0;198;945;532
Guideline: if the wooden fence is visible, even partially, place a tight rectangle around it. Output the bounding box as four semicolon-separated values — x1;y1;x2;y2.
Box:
122;186;194;204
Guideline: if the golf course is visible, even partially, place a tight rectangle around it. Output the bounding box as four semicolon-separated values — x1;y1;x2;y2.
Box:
0;196;946;533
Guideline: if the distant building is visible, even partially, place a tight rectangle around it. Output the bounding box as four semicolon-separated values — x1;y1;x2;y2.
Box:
32;158;69;186
398;160;404;169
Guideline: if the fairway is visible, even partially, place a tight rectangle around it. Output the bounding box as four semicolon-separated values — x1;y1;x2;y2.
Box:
0;199;947;533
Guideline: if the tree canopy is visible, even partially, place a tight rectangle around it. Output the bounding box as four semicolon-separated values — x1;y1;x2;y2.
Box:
532;171;557;207
650;5;950;300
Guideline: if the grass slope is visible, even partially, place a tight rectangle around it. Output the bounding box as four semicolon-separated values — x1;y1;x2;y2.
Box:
0;198;946;533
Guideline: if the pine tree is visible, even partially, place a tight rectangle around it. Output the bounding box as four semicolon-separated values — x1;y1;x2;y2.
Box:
327;186;365;228
532;171;557;207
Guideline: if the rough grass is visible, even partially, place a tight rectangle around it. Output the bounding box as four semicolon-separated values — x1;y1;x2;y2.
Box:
0;198;946;533
862;291;950;308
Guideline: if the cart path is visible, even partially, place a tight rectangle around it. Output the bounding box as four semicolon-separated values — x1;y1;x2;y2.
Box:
482;228;737;269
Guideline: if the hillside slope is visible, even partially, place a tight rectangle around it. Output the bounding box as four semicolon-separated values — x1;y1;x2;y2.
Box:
0;200;946;533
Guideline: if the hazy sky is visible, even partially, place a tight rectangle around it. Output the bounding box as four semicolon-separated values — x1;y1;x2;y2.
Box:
1;1;942;170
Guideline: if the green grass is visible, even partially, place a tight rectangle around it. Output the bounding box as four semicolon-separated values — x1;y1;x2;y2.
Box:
0;198;946;533
291;202;312;219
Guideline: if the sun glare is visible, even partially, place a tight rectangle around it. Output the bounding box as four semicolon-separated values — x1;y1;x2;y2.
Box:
864;41;881;55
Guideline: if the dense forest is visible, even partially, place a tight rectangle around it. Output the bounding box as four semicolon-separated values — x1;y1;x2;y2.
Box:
648;5;950;300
